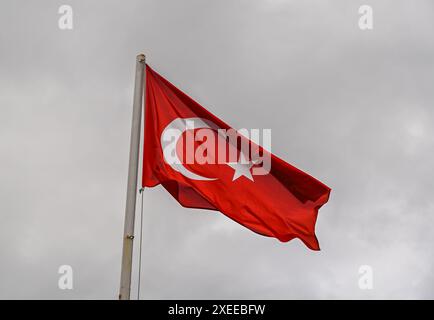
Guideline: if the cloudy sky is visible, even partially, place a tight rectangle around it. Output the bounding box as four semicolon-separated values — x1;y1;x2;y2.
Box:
1;0;433;299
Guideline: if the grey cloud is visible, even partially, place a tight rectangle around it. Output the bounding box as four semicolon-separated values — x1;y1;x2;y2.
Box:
0;0;433;299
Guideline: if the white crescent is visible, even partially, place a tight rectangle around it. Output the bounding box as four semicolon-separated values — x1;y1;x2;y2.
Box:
160;117;219;181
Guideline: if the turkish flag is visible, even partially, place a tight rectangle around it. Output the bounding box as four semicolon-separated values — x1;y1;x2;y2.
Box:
142;65;331;250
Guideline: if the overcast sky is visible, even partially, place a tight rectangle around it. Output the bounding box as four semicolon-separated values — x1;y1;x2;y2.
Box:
1;0;433;299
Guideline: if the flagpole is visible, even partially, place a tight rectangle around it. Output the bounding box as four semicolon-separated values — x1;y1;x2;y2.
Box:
119;54;146;300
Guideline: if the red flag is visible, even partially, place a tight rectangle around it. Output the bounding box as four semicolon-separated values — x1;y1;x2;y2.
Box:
142;65;331;250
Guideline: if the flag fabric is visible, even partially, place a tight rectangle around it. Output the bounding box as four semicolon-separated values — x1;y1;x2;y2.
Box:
142;65;331;250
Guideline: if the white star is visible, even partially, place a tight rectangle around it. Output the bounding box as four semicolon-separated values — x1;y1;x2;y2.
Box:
227;153;256;181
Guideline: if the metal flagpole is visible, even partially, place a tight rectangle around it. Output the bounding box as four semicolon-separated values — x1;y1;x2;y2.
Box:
119;54;146;300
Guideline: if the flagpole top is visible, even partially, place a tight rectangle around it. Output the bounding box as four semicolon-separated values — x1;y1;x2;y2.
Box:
137;54;146;63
